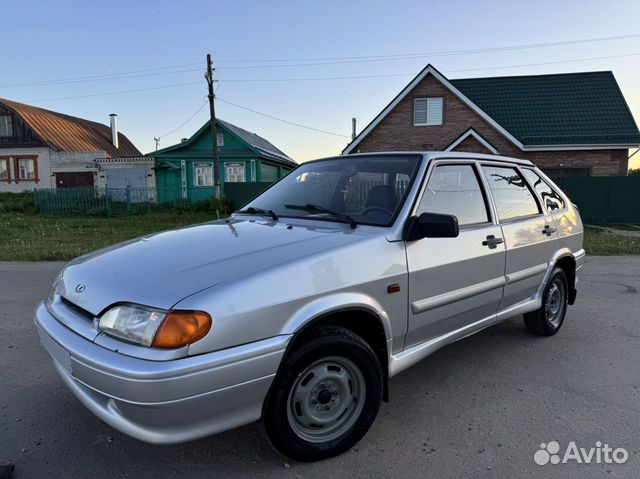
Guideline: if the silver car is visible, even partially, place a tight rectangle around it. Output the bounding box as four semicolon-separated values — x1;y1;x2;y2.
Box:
35;152;584;461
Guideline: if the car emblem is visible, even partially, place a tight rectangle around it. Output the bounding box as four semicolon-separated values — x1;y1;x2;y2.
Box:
75;284;86;293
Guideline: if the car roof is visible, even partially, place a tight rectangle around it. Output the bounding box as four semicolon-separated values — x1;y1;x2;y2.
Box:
340;151;534;167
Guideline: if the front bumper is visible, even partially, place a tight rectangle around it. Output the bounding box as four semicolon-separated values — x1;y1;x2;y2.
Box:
35;302;291;444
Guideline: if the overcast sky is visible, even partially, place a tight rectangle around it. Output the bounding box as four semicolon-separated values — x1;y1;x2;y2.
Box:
2;0;640;167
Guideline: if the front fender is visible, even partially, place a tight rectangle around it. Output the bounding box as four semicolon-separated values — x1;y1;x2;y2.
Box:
280;292;393;340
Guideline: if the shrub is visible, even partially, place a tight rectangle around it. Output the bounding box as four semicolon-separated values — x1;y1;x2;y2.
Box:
153;196;232;216
0;192;36;213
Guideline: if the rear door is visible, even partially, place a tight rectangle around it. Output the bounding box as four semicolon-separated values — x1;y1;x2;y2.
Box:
480;163;559;313
405;161;506;347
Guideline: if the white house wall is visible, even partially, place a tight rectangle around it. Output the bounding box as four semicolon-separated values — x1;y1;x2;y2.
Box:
0;146;52;192
0;147;106;192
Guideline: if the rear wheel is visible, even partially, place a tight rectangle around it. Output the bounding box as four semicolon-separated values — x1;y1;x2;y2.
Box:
524;267;569;336
264;327;382;462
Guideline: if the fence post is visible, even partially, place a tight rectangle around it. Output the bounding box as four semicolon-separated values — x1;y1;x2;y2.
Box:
126;186;131;214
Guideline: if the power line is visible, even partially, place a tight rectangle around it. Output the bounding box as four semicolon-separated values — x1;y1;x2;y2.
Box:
0;63;201;88
0;67;202;88
158;100;209;138
221;73;413;83
446;52;640;74
216;52;640;82
216;97;350;138
25;50;640;103
214;33;640;70
28;81;201;102
3;32;639;88
213;32;640;63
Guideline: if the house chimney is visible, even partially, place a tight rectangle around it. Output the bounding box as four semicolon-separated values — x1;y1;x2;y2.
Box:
351;117;357;140
109;114;119;149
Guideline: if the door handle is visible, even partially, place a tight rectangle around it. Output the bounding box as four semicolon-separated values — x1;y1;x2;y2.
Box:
482;235;504;249
542;224;557;236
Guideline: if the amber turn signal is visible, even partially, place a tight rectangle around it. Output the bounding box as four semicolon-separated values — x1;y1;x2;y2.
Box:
152;310;212;349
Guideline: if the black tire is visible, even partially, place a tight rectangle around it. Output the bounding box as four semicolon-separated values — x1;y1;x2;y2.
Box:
264;326;383;462
523;267;569;336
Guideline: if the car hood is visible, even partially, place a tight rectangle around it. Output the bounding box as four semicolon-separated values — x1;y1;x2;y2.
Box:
56;218;375;315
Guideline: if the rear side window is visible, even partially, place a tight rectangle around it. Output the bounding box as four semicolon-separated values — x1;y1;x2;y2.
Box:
521;169;566;212
482;165;540;221
418;164;489;226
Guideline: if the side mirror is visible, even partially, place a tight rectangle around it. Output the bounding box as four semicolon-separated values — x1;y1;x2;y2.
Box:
406;212;459;240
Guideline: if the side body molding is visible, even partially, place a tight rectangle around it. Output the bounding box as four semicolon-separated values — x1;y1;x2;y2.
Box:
411;276;506;315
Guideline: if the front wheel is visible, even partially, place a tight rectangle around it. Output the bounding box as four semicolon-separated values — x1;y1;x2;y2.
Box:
524;267;569;336
264;327;383;462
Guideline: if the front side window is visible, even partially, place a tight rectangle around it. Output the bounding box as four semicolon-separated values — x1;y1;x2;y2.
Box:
242;155;421;227
225;163;245;183
17;158;35;180
482;165;540;221
193;163;213;187
418;164;489;226
521;169;566;212
0;158;9;180
0;116;13;137
414;98;443;126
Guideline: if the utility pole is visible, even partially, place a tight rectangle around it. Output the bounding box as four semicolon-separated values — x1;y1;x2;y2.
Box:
154;137;160;151
205;53;221;198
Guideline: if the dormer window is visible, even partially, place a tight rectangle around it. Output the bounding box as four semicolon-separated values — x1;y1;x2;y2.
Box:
414;98;443;126
0;115;13;137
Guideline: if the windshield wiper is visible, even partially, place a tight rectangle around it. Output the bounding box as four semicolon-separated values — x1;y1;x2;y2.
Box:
284;203;357;229
236;206;278;221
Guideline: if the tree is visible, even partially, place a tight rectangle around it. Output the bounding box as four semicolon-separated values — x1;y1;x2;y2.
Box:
629;168;640;176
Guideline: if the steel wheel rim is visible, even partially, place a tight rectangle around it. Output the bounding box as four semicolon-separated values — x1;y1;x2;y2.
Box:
287;356;366;443
545;278;566;327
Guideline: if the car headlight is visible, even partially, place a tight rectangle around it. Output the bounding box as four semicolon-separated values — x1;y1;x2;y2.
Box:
98;305;212;349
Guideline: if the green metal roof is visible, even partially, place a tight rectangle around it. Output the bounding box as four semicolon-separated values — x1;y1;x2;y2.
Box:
450;71;640;146
150;118;297;166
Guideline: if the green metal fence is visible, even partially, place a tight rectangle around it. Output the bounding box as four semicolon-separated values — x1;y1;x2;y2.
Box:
31;176;640;224
554;176;640;224
34;187;187;216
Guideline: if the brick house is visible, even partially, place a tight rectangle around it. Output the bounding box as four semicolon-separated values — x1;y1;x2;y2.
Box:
0;98;144;192
343;65;640;178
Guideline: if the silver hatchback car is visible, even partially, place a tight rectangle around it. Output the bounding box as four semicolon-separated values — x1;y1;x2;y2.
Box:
36;152;584;461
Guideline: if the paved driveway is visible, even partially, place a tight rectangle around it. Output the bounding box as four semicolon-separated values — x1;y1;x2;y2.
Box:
1;258;639;478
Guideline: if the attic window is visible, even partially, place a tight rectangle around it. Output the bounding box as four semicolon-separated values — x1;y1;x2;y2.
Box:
0;116;13;137
216;132;224;147
414;98;443;126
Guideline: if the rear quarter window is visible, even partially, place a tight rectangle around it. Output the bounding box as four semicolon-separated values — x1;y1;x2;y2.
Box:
521;169;566;212
482;165;540;221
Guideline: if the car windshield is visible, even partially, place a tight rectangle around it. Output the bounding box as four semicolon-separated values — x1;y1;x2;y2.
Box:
240;155;422;227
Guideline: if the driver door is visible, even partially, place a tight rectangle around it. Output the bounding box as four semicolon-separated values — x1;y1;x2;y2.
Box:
405;161;506;348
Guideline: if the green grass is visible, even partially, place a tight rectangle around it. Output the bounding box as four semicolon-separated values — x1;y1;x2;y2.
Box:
0;212;217;261
1;211;638;261
584;226;640;256
599;223;640;232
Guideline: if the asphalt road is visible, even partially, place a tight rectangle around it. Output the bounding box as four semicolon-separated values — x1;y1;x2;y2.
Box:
1;258;639;479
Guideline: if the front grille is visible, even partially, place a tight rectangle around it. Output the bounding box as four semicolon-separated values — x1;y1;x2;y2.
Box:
47;296;98;341
60;296;95;322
